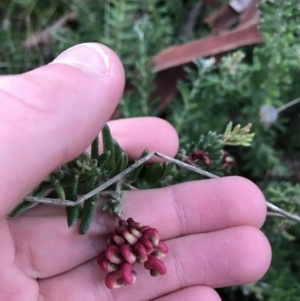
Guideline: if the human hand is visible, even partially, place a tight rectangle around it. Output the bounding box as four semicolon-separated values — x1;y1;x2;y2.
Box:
0;43;271;301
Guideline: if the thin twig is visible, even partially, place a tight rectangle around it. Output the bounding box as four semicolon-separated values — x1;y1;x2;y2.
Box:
123;183;139;190
154;152;219;179
266;202;300;223
277;97;300;113
24;151;300;223
116;179;122;194
267;212;286;219
25;152;156;206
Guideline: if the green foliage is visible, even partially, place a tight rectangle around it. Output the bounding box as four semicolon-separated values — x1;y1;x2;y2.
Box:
223;122;254;147
266;182;300;232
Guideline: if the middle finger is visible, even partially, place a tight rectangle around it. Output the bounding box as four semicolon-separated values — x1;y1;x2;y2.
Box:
10;176;266;278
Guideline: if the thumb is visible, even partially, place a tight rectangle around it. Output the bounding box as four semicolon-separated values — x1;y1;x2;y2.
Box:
0;43;125;214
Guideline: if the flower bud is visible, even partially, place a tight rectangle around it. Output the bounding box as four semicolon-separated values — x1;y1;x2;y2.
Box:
127;218;136;228
139;237;154;254
121;263;137;285
97;255;120;273
105;271;124;289
105;245;123;264
129;227;142;238
115;225;126;235
135;222;144;230
119;220;127;228
140;226;151;233
111;234;125;246
122;229;138;245
142;228;160;247
156;241;168;257
144;255;167;276
120;244;137;264
133;243;148;263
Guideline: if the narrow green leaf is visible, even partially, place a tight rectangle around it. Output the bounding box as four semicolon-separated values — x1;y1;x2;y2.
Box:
232;124;241;135
142;162;167;184
60;173;78;186
123;153;129;170
54;183;66;200
97;151;111;169
77;205;83;219
109;152;128;178
65;175;79;228
8;182;51;217
102;125;115;170
102;202;113;212
79;176;98;235
91;137;99;159
113;138;123;162
128;148;149;182
223;121;233;136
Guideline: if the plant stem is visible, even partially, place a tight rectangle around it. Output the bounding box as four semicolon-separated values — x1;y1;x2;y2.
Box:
24;152;300;224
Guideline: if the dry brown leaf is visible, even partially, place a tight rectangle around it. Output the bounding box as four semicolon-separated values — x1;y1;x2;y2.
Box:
152;20;262;73
239;0;261;25
151;66;186;112
204;4;239;34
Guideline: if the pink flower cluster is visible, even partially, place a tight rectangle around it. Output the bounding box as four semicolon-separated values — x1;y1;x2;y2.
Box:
97;218;168;289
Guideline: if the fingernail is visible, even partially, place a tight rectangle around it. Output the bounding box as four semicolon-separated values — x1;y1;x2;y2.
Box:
51;43;110;75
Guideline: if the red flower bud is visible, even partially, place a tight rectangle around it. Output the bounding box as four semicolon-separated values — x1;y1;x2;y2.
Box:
105;245;123;264
122;229;138;245
127;217;136;228
97;250;105;260
121;262;137;285
97;255;120;273
156;241;168;257
133;243;148;263
188;149;210;166
105;271;124;289
119;220;127;228
140;226;151;233
139;237;154;254
142;228;160;247
150;269;161;277
111;234;126;246
129;227;142;238
144;255;167;276
115;225;127;235
120;244;137;264
135;222;144;230
202;155;210;166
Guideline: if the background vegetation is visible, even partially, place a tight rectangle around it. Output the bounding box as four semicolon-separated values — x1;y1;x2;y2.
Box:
1;0;300;299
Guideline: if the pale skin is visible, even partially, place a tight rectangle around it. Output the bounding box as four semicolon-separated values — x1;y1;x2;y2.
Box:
0;43;271;301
